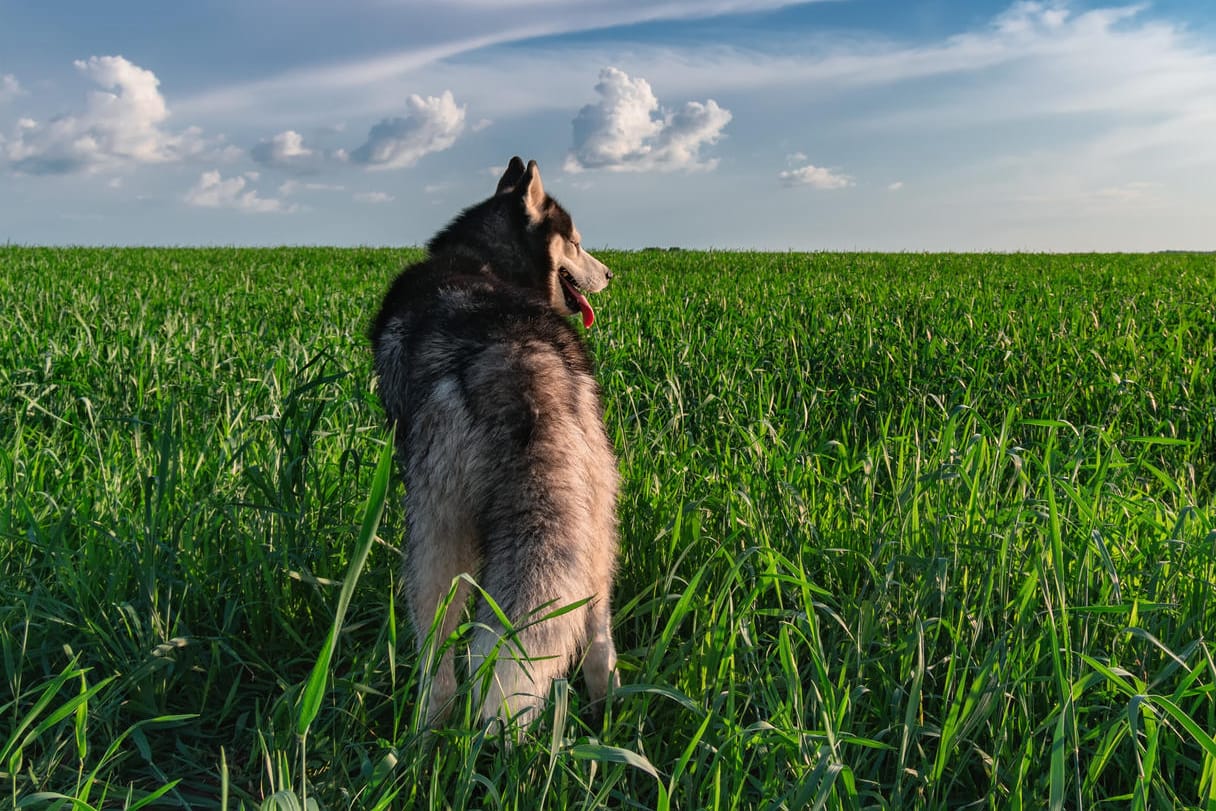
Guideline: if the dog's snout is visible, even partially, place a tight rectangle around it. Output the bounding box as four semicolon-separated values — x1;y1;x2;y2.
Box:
605;269;614;280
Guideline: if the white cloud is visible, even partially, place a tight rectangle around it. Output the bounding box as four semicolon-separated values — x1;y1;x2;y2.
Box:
779;162;853;189
251;129;323;172
565;67;731;173
279;179;345;196
1;56;214;174
354;191;395;204
185;170;295;213
888;181;904;191
349;90;465;169
0;74;21;103
994;1;1071;35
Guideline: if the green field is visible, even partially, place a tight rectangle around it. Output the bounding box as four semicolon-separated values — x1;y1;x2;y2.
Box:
2;247;1215;809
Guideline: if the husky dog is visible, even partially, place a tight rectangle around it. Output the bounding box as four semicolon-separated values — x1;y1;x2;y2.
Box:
370;157;619;728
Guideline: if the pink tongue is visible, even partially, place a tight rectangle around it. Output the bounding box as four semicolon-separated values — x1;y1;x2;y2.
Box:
575;290;595;329
561;276;596;328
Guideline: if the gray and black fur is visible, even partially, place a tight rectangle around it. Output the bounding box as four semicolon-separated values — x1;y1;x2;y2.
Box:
370;157;619;727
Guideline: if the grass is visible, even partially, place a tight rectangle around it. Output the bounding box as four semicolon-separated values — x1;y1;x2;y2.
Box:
1;246;1214;809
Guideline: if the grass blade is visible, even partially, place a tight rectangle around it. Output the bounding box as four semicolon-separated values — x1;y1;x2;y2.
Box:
298;429;395;735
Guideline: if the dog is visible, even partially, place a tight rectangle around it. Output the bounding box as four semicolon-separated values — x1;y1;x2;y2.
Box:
370;156;620;729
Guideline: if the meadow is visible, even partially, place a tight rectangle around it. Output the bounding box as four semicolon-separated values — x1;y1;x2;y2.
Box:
1;246;1214;810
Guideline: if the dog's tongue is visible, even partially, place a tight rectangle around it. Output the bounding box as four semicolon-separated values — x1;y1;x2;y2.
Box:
575;291;595;329
560;275;596;328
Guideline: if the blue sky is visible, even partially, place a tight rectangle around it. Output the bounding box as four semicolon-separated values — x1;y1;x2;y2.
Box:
2;0;1214;250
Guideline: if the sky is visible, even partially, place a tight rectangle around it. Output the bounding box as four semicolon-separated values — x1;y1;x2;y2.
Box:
1;0;1214;251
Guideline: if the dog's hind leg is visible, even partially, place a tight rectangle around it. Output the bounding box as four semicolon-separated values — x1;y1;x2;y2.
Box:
470;602;588;729
404;506;477;726
581;465;620;712
469;530;590;728
582;594;619;707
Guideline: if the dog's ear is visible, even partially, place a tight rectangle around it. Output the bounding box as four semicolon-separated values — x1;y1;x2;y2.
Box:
496;156;527;195
519;160;546;222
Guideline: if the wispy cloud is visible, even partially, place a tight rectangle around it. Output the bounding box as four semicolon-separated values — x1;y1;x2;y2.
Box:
564;67;731;173
278;179;345;196
779;161;853;189
172;2;812;120
349;90;465;169
185;170;295;213
1;56;223;175
396;1;1215;138
842;4;1216;135
1018;180;1166;212
0;74;21;103
353;191;395;204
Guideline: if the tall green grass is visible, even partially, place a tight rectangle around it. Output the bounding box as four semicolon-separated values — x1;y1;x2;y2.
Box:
2;247;1214;809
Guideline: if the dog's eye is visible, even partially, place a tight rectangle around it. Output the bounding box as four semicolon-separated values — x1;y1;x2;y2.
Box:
570;238;581;250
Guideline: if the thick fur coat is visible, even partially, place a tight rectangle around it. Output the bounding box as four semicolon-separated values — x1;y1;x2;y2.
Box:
370;157;619;727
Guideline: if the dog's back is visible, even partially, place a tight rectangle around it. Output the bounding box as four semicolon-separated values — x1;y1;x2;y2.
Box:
371;157;619;727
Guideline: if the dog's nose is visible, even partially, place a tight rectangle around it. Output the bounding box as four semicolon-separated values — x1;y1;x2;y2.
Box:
605;269;614;280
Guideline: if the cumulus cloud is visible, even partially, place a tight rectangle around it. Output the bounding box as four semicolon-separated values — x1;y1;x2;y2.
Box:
251;129;323;172
564;67;731;173
349;90;465;169
1;56;214;174
185;170;295;213
779;160;853;189
888;181;904;191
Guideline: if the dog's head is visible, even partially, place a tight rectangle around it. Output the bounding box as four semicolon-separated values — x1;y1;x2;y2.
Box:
494;156;612;328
